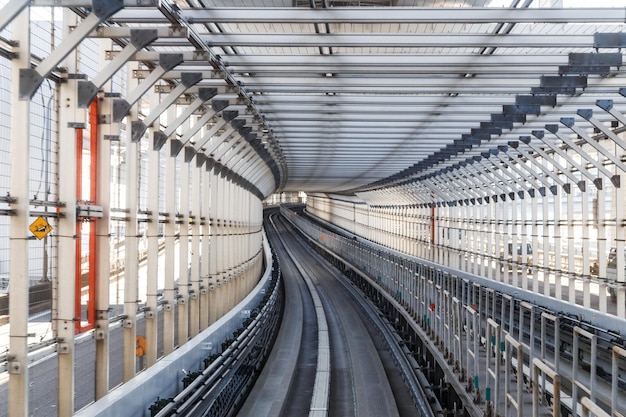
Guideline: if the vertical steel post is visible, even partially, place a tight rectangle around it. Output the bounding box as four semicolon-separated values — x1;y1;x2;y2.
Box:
162;105;177;354
566;183;575;302
57;8;82;415
208;165;219;324
123;62;140;382
177;158;190;344
95;84;112;399
7;7;30;417
200;161;211;329
615;169;625;318
582;186;591;307
145;88;161;366
189;155;201;338
531;178;539;294
554;186;563;299
596;185;607;312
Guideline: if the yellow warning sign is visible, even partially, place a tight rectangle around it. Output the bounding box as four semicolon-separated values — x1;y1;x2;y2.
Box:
29;216;53;240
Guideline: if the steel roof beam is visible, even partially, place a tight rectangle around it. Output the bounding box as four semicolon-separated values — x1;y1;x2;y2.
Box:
226;65;558;75
195;33;596;48
111;7;626;24
106;50;210;62
220;54;568;67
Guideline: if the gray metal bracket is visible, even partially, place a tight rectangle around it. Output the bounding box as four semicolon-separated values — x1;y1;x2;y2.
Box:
541;126;611;189
131;72;203;141
440;170;476;201
596;99;626;127
199;125;238;156
476;153;518;197
152;88;218;151
191;109;241;152
509;139;566;194
216;139;247;165
176;108;222;151
78;29;159;107
488;149;536;197
546;117;623;187
20;0;124;100
493;146;546;196
583;105;626;155
561;114;626;172
113;53;184;122
457;163;492;199
522;133;586;192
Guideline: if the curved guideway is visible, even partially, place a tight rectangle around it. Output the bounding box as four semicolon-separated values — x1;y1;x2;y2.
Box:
240;209;420;417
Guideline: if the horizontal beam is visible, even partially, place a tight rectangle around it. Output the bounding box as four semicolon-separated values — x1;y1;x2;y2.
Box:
89;26;189;39
250;93;620;105
220;54;569;67
110;7;626;24
226;65;558;75
195;33;594;48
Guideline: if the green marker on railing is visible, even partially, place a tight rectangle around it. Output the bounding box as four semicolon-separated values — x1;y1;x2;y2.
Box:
474;375;479;389
486;387;491;402
500;341;505;352
491;335;496;345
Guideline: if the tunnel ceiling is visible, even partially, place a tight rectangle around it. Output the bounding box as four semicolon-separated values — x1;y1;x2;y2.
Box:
108;0;626;196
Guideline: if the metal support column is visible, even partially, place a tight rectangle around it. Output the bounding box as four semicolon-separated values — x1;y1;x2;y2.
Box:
208;163;219;324
145;88;161;366
553;186;563;299
56;9;82;415
189;154;201;338
177;157;190;344
162;105;177;354
7;7;30;417
199;159;212;330
122;63;140;382
95;85;112;399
